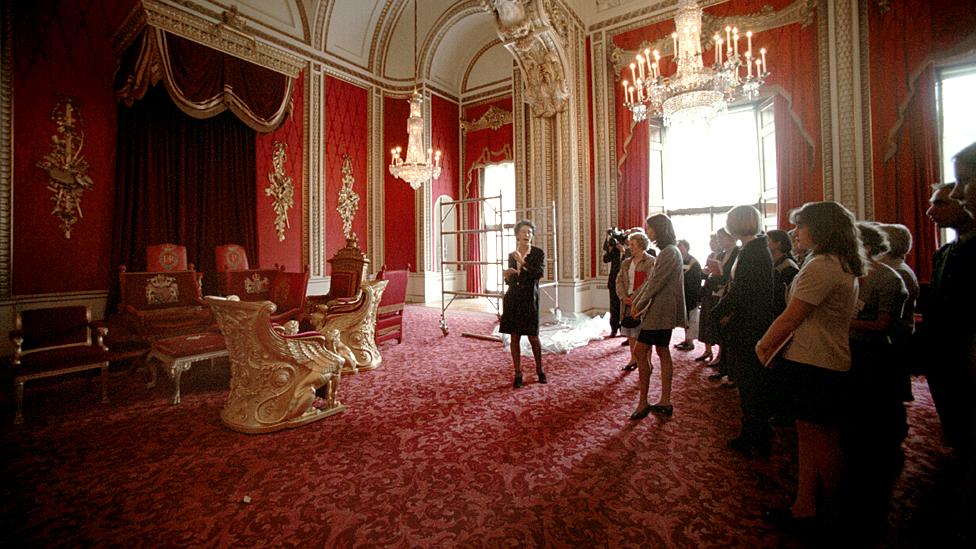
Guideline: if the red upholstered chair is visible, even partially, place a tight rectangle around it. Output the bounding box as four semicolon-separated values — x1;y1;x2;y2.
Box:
375;266;408;345
220;267;309;325
215;244;250;272
147;243;190;272
117;266;213;344
8;305;112;424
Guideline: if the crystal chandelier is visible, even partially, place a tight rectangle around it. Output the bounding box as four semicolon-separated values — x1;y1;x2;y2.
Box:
388;0;441;190
622;0;769;126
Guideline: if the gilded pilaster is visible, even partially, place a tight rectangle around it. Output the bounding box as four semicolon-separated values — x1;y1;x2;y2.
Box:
824;0;870;217
415;89;434;273
1;0;13;298
369;87;385;271
307;63;327;278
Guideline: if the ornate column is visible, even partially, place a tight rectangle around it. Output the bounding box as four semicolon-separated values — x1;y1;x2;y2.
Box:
821;0;874;218
368;87;385;271
487;0;590;313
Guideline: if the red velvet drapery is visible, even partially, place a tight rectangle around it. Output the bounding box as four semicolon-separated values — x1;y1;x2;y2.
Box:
869;0;976;282
110;85;257;298
463;99;514;295
115;28;294;133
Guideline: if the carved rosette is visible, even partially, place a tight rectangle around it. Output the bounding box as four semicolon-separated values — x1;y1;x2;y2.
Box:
36;98;93;239
337;155;360;239
265;141;294;241
460;105;514;133
483;0;571;118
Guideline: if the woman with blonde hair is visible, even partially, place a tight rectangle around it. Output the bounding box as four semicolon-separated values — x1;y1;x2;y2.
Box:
628;213;686;419
757;201;866;528
616;232;655;371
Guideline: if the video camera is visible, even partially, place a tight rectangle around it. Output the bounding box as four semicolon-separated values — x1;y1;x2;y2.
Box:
604;226;628;249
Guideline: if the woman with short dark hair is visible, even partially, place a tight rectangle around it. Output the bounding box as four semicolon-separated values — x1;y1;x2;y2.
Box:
500;219;547;388
628;214;686;419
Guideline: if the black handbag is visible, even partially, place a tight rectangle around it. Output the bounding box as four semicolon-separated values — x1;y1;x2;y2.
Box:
620;316;641;329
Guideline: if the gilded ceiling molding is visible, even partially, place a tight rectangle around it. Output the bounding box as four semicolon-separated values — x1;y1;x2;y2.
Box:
460;105;514;132
607;0;817;77
417;1;486;83
483;0;571;118
266;141;295;242
369;0;402;75
135;0;304;78
336;155;361;240
461;38;504;93
461;85;514;104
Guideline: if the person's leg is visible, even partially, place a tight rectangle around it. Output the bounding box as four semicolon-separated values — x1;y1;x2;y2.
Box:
654;344;673;406
528;335;545;382
791;420;820;518
609;286;621;337
510;334;523;387
632;341;651;415
622;337;638;369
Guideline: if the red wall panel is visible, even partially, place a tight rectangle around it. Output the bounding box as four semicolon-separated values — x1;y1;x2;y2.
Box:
383;95;416;271
321;76;369;273
255;72;305;271
12;0;134;295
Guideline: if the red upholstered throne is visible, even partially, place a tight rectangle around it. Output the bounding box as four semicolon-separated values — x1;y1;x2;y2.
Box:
147;243;190;272
375;266;408;345
222;267;309;324
117;266;213;343
9;305;113;424
215;244;250;272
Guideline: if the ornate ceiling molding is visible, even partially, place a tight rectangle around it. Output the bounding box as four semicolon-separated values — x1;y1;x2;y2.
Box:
483;0;571;118
129;0;304;78
607;0;816;77
460;105;514;132
461;38;504;93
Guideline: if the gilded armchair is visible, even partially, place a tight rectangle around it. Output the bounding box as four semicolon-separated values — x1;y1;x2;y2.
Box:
305;236;387;373
205;296;348;434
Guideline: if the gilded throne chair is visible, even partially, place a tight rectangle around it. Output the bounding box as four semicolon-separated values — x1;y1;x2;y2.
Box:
206;296;348;434
305;236;387;373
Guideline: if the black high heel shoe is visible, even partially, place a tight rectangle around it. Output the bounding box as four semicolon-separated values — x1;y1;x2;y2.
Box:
536;369;547;384
513;375;523;389
630;405;653;420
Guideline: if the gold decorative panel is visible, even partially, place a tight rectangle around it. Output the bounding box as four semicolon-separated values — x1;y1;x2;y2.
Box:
265;141;295;242
337;154;360;239
36;98;93;239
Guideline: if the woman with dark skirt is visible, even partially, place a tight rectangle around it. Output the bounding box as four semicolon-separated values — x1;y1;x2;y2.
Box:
628;213;686;419
500;219;547;388
712;205;776;457
757;201;865;529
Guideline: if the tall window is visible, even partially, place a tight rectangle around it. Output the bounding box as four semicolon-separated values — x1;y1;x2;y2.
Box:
481;162;516;292
936;64;976;242
649;101;776;256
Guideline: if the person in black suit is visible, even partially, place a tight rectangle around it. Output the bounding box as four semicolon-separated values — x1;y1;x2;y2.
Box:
602;228;627;337
712;205;776;456
500;219;547;389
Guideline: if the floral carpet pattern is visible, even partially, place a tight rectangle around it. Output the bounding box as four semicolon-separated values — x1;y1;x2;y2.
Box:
0;305;965;547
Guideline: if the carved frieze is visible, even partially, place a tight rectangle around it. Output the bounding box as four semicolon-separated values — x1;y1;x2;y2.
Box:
337;155;360;240
460;105;514;133
483;0;571;118
266;141;295;242
36;98;93;239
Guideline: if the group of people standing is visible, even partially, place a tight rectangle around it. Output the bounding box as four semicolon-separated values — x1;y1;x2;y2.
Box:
498;141;976;534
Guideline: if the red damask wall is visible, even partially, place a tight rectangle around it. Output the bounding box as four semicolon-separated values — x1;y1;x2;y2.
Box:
430;94;459;207
12;0;134;295
322;76;369;273
255;72;305;272
383;95;416;271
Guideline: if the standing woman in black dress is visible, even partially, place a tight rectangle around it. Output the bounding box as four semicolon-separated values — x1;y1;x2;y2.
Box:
500;219;547;388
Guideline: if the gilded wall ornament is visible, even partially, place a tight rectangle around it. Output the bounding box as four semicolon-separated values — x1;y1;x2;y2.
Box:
483;0;571;118
36;98;93;239
265;141;294;242
460;105;514;133
337;155;360;240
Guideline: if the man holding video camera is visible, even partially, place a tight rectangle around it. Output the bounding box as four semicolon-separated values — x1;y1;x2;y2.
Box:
603;227;629;337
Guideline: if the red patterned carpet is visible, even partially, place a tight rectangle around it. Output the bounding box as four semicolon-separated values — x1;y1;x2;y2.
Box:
0;305;966;547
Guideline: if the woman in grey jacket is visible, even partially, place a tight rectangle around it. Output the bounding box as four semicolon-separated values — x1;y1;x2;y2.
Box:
628;214;687;419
